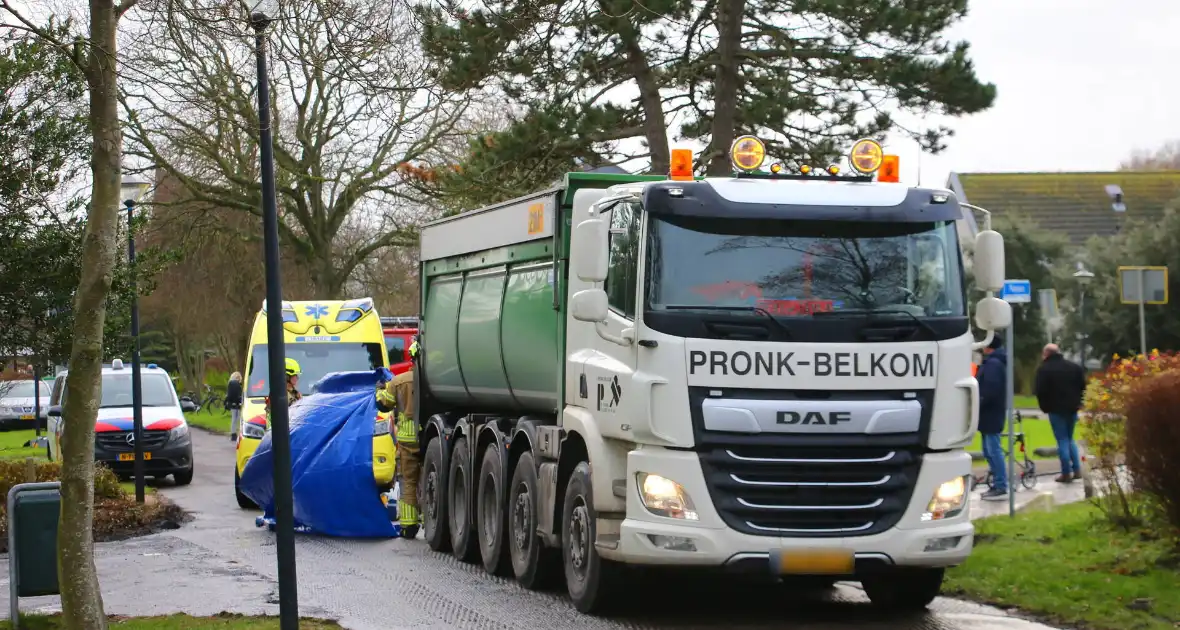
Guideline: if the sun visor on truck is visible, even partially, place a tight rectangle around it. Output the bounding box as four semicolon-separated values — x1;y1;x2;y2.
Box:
640;180;963;223
240;369;397;538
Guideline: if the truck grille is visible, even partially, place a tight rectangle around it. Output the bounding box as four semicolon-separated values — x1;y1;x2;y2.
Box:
96;430;170;452
698;444;921;538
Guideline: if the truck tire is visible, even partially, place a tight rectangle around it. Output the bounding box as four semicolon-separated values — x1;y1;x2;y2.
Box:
508;451;558;590
477;445;511;576
562;461;622;614
421;437;451;552
862;568;944;611
235;469;256;509
447;436;480;563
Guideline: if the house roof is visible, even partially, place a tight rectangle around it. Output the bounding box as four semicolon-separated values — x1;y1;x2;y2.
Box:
949;171;1180;244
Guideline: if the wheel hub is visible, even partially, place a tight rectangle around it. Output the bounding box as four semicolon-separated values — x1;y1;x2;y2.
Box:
512;485;530;551
423;469;437;523
568;501;589;573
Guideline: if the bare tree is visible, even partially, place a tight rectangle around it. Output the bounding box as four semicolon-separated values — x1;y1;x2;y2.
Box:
122;0;467;298
140;171;315;378
1122;140;1180;171
1;0;142;624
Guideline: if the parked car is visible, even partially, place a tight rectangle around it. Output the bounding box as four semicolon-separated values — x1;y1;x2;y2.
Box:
0;380;51;430
47;360;197;485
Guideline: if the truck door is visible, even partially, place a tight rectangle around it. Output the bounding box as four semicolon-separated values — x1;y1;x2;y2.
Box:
581;202;641;428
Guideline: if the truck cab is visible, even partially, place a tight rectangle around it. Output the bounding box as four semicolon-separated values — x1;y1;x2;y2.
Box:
381;316;419;376
412;137;1012;614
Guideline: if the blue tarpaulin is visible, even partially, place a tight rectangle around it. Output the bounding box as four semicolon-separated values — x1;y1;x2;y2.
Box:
239;368;397;538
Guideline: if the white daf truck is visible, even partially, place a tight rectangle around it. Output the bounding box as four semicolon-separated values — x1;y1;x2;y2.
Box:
412;137;1012;614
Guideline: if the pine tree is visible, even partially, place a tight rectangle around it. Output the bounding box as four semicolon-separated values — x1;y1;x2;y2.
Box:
683;0;996;174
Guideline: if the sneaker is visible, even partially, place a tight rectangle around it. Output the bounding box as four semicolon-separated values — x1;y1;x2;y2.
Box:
981;488;1007;501
1055;474;1074;483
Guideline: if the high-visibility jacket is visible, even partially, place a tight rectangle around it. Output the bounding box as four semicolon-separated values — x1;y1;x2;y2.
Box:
376;368;417;446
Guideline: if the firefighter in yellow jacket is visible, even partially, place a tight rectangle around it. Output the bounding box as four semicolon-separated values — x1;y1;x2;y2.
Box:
375;337;421;535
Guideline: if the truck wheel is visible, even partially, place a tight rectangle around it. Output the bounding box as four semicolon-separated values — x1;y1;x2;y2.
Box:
562;461;622;614
235;469;256;509
420;437;451;552
447;436;480;563
477;445;511;576
862;568;944;611
508;451;558;590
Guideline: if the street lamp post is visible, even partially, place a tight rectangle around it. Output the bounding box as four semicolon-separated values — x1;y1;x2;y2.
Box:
1074;263;1094;368
251;8;299;630
122;175;151;505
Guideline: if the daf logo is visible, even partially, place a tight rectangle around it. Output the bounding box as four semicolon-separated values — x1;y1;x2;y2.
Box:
125;433;135;446
776;410;853;426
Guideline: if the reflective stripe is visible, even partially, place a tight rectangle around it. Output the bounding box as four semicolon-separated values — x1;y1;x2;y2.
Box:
396;411;417;444
398;500;420;526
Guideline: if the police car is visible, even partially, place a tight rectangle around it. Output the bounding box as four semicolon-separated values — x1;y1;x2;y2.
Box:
47;360;197;485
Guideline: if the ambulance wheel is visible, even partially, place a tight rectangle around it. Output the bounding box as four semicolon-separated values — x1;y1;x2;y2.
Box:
420;437;450;552
235;469;256;509
562;461;622;614
862;567;944;611
477;445;511;576
447;436;480;563
508;452;558;590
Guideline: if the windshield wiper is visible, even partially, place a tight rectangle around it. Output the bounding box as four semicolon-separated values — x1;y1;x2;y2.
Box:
812;308;937;335
661;304;792;338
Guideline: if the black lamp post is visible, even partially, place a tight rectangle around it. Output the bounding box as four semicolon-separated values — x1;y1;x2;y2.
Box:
122;175;151;504
251;9;299;630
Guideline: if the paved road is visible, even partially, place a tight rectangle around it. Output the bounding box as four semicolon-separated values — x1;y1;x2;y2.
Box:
3;429;1067;630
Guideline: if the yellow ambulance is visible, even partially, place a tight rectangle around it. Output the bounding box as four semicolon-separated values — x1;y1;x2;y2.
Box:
234;298;396;508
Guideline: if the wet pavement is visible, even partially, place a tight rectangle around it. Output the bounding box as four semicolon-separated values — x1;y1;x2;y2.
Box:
0;429;1073;629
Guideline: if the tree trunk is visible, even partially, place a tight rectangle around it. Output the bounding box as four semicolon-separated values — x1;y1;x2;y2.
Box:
707;0;748;176
618;25;671;175
57;2;121;628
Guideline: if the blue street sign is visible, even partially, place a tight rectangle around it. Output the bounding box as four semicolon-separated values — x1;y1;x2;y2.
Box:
1001;279;1032;304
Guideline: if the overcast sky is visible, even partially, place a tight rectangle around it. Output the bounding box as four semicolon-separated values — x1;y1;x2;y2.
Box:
898;0;1180;187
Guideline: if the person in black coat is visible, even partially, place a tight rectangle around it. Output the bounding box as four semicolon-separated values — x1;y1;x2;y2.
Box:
226;371;244;441
1035;344;1087;483
976;335;1008;500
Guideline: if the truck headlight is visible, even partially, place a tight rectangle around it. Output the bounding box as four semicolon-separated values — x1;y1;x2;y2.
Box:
373;419;390;436
636;473;698;521
923;475;969;521
169;423;189;441
243;423;266;439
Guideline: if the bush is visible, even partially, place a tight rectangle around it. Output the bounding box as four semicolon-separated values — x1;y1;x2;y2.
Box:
1124;370;1180;537
1081;350;1180;528
0;461;184;551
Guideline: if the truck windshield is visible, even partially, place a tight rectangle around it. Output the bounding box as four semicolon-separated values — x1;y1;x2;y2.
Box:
646;215;965;318
246;342;385;397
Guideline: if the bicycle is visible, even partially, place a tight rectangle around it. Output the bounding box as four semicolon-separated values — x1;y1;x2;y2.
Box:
201;384;224;414
972;411;1038;491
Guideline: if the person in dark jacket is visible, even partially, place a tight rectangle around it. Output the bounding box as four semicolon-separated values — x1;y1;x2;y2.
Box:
1035;344;1087;483
226;371;244;441
976;335;1008;500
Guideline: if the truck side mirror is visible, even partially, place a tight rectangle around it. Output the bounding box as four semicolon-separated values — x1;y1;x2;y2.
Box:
570;289;609;323
571;218;609;283
973;230;1005;293
47;405;62;417
974;296;1012;331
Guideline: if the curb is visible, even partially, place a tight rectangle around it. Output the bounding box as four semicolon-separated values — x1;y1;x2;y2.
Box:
190;424;229;436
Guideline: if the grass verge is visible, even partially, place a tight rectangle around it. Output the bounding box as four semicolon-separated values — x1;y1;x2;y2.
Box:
1;613;340;629
946;501;1180;629
968;417;1058;461
0;428;49;461
188;408;233;434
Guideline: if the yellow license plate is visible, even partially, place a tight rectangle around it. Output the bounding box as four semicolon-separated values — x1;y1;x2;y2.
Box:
117;452;152;461
773;549;855;575
19;414;33;420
